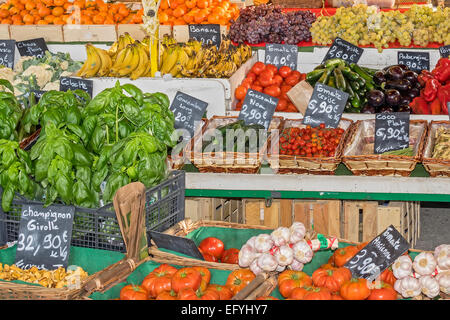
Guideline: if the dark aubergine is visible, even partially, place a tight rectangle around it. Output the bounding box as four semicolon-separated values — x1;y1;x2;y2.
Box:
385;89;401;106
399;96;411;106
385;79;411;92
373;71;387;85
403;70;418;84
398;104;412;113
397;64;409;71
406;88;420;100
378;105;395;113
361;104;376;113
366;89;385;107
385;65;405;80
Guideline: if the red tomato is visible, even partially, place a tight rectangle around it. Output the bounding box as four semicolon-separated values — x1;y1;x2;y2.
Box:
235;100;243;111
171;268;203;293
251;84;263;92
258;70;274;87
264;85;281;97
285;75;300;86
276;98;288;112
235;85;248;100
120;284;148;300
251;61;265;75
198;237;225;259
367;282;397;300
221;248;240;264
201;251;219;262
241;79;252;89
278;66;292;78
290;70;302;80
280;85;292;94
253;80;262;87
272;74;283;86
286;103;298;112
246;71;257;82
265;64;278;75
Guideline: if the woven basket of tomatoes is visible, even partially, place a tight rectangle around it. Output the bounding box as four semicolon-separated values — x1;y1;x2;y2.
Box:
148;218;275;271
342;119;428;177
190;115;284;174
267;118;353;175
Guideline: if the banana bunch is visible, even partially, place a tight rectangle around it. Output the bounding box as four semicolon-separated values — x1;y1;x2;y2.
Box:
77;33;152;80
159;35;253;79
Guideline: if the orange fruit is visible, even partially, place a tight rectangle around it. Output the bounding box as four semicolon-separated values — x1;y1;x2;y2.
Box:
24;2;36;11
159;11;168;23
186;0;196;9
1;18;12;24
0;8;9;19
183;13;194;24
207;13;219;24
197;0;208;9
22;13;34;23
52;6;63;17
53;17;64;24
92;14;104;24
172;7;185;18
118;6;129;17
37;19;48;24
44;14;54;23
113;13;123;23
160;0;169;10
53;0;65;6
38;6;50;17
169;0;178;9
104;16;114;24
172;18;185;25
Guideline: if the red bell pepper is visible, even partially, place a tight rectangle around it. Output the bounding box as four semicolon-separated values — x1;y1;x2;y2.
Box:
435;57;450;69
417;70;435;87
430;97;441;115
423;78;441;102
437;83;450;115
410;96;430;114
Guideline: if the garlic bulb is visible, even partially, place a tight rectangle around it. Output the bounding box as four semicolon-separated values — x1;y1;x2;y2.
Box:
292;240;313;264
246;236;258;249
254;234;274;253
257;253;278;272
392;255;413;279
394;276;421;298
289;222;306;244
276;264;286;272
250;258;263;276
434;244;450;270
413;252;437;276
271;227;290;247
419;275;440;298
239;244;257;268
289;259;304;271
274;245;294;266
436;270;450;295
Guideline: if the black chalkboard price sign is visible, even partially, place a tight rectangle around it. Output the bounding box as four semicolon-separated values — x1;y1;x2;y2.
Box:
344;225;410;282
16;38;48;59
322;37;364;64
302;82;349;128
15;204;75;270
374;112;410;154
0;40;15;69
397;51;430;72
148;231;204;260
170;91;208;138
439;45;450;58
238;89;278;130
59;77;93;97
188;24;221;47
265;43;298;70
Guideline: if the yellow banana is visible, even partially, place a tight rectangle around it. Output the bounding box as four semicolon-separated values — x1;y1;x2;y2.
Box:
111;45;135;76
76;45;91;77
95;46;112;77
115;45;140;77
130;43;149;80
160;46;179;75
79;44;102;78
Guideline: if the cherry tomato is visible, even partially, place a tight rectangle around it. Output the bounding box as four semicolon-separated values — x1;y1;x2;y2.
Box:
264;85;281;97
278;66;292;78
235;86;248;100
251;61;265;75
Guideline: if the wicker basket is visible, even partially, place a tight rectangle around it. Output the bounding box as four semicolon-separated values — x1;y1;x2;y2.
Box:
271;0;325;8
0;257;140;300
422;121;450;177
342;119;428;177
191;116;284;174
267;118;353;175
168;119;209;171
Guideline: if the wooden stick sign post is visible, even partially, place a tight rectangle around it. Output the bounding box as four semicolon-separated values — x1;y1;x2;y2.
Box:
14;204;75;270
344;225;410;282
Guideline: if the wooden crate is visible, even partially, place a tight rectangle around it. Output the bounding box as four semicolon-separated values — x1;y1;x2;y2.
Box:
63;25;117;42
242;199;293;228
342;201;420;247
117;24;147;41
185;197;243;223
9;25;64;42
293;200;341;236
0;24;10;40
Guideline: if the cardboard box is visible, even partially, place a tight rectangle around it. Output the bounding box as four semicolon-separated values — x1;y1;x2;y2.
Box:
117;24;147;41
0;24;10;40
63;25;117;42
9;25;63;42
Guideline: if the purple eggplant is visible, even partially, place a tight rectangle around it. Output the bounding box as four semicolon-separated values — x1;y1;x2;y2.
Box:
403;70;418;83
385;89;401;106
373;71;387;85
366;89;385;107
386;65;404;81
385;79;411;92
361;104;376;113
406;88;420;100
399;96;412;106
398;104;412;113
378;105;395;113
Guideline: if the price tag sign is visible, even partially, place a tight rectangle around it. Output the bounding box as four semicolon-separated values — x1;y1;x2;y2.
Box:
31;90;47;101
439;45;450;58
302;82;348;128
16;38;48;59
0;40;15;69
188;24;221;47
374;112;409;154
344;225;410;282
238;89;278;130
397;51;430;72
15;204;75;270
322;37;363;64
170;91;208;138
148;231;204;260
265;43;298;70
59;77;93;97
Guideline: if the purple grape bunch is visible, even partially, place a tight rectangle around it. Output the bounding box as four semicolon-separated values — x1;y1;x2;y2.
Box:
229;4;316;45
